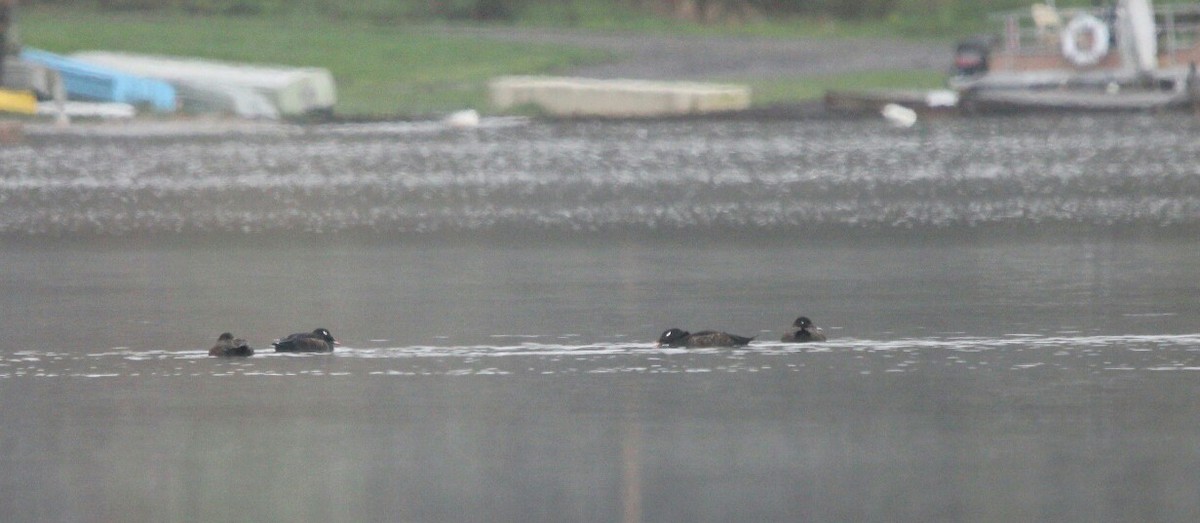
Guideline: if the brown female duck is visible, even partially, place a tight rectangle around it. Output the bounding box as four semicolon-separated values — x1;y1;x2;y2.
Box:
209;332;254;357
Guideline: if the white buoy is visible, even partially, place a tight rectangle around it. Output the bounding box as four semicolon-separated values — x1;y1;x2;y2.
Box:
881;103;917;128
925;90;959;108
444;109;480;128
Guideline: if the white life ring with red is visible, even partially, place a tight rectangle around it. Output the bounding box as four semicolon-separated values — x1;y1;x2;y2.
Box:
1060;14;1110;67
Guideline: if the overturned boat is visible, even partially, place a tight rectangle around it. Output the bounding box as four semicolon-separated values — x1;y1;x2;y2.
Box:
71;51;336;119
19;48;177;113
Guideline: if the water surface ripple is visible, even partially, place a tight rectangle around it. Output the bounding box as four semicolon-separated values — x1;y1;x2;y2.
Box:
6;334;1199;380
4;114;1199;237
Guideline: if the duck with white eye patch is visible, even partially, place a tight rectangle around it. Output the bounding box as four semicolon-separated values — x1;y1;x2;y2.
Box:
781;316;827;343
273;328;339;352
656;328;754;348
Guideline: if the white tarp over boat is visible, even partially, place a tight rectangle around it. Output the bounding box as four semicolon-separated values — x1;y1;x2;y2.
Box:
71;51;336;118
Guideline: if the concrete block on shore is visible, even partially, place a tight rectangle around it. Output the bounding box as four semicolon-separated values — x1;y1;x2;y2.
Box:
490;76;750;117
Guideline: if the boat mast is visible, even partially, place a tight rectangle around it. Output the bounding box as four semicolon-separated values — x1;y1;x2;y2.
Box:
1121;0;1158;75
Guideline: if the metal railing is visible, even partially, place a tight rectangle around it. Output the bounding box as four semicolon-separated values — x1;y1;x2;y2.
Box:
984;3;1200;60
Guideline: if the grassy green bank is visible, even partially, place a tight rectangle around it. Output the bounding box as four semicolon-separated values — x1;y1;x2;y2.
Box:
18;7;614;117
15;5;946;118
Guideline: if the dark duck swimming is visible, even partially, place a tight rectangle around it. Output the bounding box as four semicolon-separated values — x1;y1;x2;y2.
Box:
781;316;827;342
273;328;339;352
209;332;254;357
657;328;755;348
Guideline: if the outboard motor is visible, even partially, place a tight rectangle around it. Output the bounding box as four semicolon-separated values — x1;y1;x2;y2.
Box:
953;36;992;77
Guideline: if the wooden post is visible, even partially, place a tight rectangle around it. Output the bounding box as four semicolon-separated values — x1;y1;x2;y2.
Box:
0;0;11;88
1188;62;1200;117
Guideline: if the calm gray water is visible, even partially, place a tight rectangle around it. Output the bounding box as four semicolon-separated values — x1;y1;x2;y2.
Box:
2;115;1199;522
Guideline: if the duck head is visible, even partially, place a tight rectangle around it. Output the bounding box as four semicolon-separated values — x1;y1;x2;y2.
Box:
792;316;815;329
312;328;339;345
657;328;689;347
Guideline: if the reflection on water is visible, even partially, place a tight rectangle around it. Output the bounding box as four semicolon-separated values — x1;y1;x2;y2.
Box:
2;239;1196;352
4;333;1200;522
3;115;1200;521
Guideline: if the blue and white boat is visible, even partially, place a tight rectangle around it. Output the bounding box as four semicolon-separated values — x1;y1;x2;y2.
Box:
20;48;176;112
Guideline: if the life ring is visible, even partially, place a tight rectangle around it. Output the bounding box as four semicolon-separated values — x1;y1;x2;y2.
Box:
1060;14;1110;67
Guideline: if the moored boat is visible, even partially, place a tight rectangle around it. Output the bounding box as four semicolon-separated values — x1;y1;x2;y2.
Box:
950;0;1200;112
